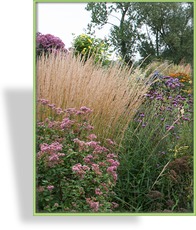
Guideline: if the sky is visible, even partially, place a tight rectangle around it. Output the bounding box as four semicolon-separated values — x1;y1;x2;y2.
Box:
37;3;113;49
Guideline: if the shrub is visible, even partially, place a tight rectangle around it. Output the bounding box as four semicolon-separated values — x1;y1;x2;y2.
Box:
36;32;68;57
36;100;120;213
72;34;111;65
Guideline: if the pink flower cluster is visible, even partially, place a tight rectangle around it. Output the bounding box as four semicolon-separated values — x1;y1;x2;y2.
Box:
60;117;74;129
73;137;109;154
91;163;102;175
87;134;97;140
38;100;95;134
40;142;63;152
106;157;120;182
107;159;120;167
55;107;64;115
73;135;120;183
80;106;93;114
38;99;49;105
37;100;120;212
95;188;103;195
106;139;116;146
37;142;65;167
93;145;109;154
65;106;93;116
83;154;94;164
86;198;100;212
72;163;90;178
38;99;93;117
79;122;94;131
73;138;86;151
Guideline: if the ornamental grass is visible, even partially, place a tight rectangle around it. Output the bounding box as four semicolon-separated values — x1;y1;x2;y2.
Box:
36;51;171;143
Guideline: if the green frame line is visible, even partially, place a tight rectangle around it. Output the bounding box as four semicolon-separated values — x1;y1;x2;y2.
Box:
33;0;196;216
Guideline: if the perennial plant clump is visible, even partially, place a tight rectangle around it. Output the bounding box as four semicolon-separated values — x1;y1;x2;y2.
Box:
36;99;120;213
115;70;193;213
72;33;111;65
36;32;68;57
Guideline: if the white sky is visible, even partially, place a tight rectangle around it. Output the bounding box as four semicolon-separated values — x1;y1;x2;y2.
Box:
37;3;113;49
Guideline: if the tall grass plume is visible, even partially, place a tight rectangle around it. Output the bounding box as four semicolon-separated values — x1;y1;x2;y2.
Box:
37;52;170;143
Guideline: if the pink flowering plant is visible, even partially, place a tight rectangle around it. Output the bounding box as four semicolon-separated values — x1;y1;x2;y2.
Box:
36;99;119;213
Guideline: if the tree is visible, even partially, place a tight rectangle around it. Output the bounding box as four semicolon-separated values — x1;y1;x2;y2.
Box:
135;2;193;65
85;2;142;66
86;2;193;65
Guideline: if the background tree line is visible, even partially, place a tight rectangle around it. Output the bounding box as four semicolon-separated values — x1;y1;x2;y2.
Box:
85;2;193;66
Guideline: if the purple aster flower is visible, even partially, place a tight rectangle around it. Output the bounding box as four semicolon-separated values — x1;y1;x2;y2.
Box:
139;113;145;117
166;125;175;131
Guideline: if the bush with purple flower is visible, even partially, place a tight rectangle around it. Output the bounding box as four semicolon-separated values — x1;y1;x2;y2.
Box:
36;32;68;57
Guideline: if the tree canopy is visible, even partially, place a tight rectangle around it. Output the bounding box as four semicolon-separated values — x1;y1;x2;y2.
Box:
85;2;193;65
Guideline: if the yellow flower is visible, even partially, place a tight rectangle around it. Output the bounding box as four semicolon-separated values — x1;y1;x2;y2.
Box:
87;39;92;44
81;48;86;54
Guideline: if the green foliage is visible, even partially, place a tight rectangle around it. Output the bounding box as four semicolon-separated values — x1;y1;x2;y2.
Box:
72;34;111;65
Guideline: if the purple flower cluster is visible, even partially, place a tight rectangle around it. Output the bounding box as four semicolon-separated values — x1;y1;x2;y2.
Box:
163;76;182;89
133;71;193;148
165;125;175;131
36;32;68;56
144;91;164;101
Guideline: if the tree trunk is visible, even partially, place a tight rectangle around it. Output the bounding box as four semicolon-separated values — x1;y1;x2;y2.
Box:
156;30;159;57
119;5;132;66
